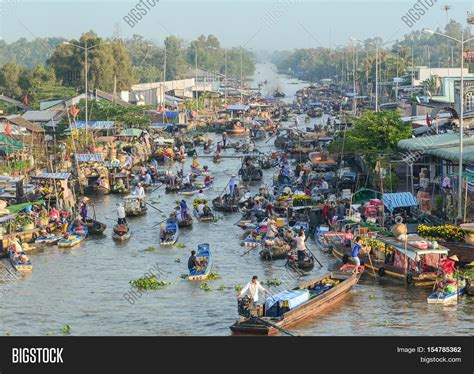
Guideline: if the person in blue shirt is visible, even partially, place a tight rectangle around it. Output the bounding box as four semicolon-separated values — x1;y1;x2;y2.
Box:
351;237;365;274
180;200;188;220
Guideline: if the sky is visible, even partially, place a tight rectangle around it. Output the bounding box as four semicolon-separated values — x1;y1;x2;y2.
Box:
0;0;472;50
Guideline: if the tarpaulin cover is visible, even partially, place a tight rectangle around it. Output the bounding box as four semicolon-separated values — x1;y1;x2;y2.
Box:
265;290;309;311
382;192;418;213
35;173;71;180
76;154;103;163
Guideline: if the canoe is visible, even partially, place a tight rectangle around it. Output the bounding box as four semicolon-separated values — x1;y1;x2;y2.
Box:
178;185;211;196
112;224;131;241
427;286;467;304
58;226;88;248
188;243;212;281
35;235;61;246
9;250;32;272
160;219;179;246
230;269;362;335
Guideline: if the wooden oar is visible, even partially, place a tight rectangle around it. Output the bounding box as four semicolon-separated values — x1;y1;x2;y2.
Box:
366;250;378;279
304;243;323;267
251;316;296;337
241;245;259;257
146;202;163;213
151;183;164;194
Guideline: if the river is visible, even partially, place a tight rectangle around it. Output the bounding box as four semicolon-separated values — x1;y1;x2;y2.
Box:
0;63;472;336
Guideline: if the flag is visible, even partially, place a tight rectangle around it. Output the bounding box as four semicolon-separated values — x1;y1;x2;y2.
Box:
5;120;11;137
23;95;28;106
426;113;431;127
69;105;80;118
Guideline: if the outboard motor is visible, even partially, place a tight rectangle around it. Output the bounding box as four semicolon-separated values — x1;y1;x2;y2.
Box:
237;295;252;317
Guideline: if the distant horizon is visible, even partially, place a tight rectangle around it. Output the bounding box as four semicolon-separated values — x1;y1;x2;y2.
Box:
0;0;471;50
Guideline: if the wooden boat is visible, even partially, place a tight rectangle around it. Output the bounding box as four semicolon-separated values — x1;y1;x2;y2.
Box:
238;166;263;182
427;286;467;304
328;232;448;287
112;224;131;241
437;242;474;264
84;218;107;235
58;226;88;248
178;184;211;196
292;221;310;237
193;201;215;222
160;219;179;246
10;250;32;272
260;243;291;260
178;214;193;228
286;251;315;272
212;196;239;212
124;195;147;217
230;269;362;335
35;234;61;246
188;243;212;281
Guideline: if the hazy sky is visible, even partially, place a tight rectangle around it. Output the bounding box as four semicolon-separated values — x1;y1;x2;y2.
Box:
0;0;472;50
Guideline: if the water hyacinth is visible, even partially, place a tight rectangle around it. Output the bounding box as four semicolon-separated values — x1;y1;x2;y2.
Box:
130;275;171;290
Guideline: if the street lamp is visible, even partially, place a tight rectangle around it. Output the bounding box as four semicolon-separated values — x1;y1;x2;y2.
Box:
349;37;398;112
63;41;101;137
423;28;474;221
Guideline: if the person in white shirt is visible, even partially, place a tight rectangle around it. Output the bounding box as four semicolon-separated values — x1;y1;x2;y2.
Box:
116;203;127;224
197;202;205;215
237;276;270;307
296;230;306;261
133;183;145;196
320;178;329;190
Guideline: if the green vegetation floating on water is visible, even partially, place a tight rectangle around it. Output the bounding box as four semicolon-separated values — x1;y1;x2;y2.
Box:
176;243;186;249
264;279;282;287
217;285;225;291
63;324;71;334
207;272;220;281
234;285;243;292
4;332;11;336
130;275;171;290
199;283;212;291
144;246;157;252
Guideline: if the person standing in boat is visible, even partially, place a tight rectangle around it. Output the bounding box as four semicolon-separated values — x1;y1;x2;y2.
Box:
222;132;228;148
351;237;365;274
229;175;237;197
237;276;270;307
216;141;222;155
80;201;88;222
116;203;127;225
296;230;306;262
180;200;189;220
133;183;145;197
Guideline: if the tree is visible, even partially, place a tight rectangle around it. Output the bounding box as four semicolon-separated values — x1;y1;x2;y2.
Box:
329;110;412;167
0;62;23;98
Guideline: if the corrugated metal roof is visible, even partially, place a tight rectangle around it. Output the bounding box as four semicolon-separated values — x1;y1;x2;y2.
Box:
383;192;418;213
22;110;63;122
35;173;71;180
75;154;103;163
72;121;115;130
118;128;143;137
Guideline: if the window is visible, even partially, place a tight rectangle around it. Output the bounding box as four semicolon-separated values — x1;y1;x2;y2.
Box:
466;92;474;112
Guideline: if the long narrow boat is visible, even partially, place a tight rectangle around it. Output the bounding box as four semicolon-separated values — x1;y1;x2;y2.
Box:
328;233;448;287
112;224;131;242
259;243;291;260
188;243;212;281
35;234;61;246
212;196;239;212
230;269;362;335
160;219;179;246
9;250;32;272
58;226;88;248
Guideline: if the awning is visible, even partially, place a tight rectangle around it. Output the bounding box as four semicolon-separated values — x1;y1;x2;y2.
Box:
397;134;474;163
118;128;143;137
76;154;103;163
227;105;250;111
35;173;71;180
382;192;418;213
71;121;115;130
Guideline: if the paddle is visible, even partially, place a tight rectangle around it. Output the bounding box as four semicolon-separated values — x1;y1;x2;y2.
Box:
251;316;296;337
241;245;259;257
304;244;323;268
366;249;378;280
146;202;163;213
150;183;164;194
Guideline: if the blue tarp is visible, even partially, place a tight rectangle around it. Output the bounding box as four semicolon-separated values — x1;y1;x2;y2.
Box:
227;105;250;111
382;192;419;213
72;121;115;129
76;154;103;163
265;290;309;311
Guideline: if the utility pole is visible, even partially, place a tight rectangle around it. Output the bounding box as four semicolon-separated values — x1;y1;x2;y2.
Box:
224;48;228;105
240;47;243;103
